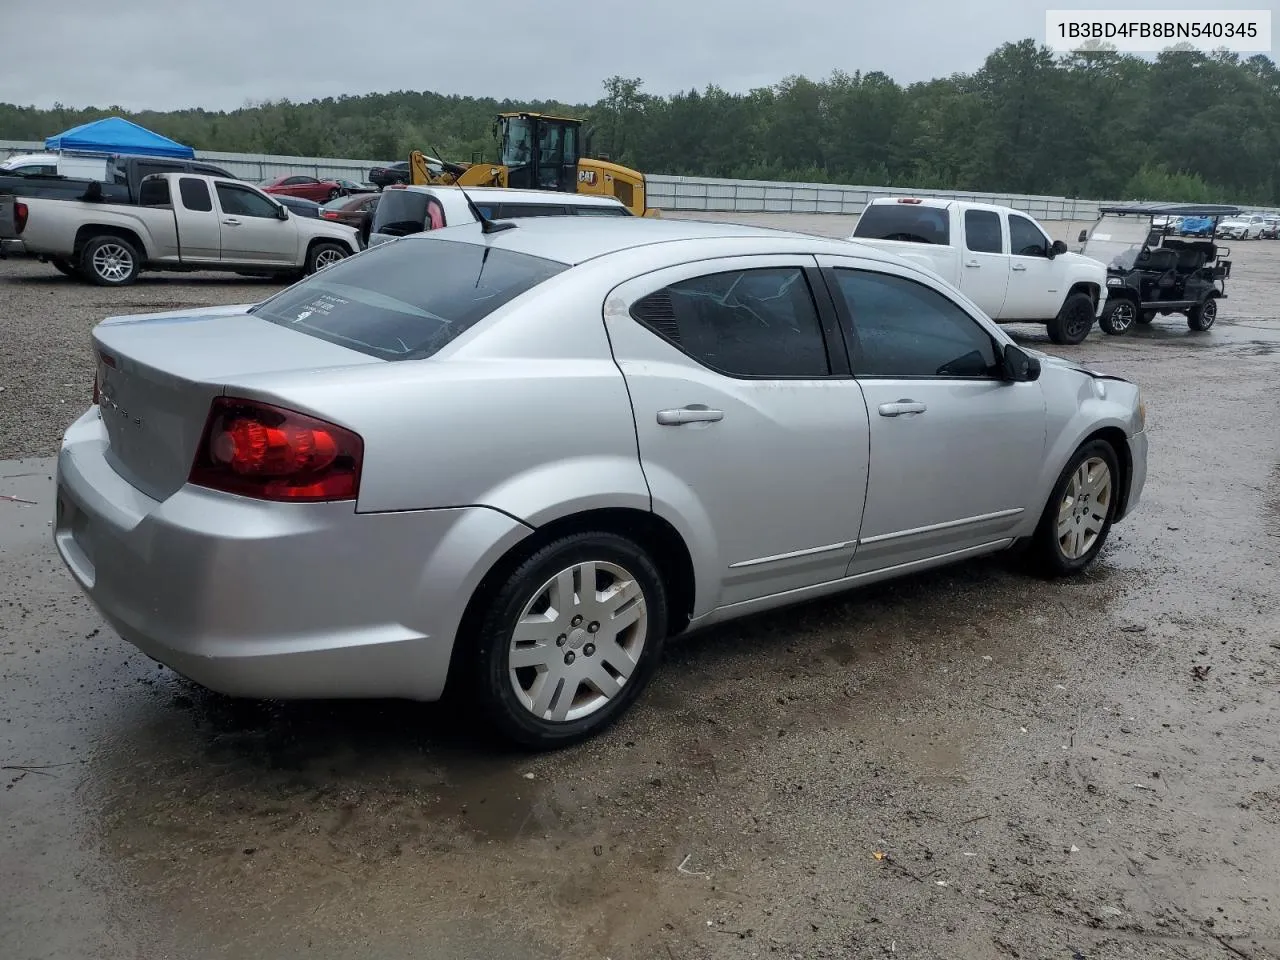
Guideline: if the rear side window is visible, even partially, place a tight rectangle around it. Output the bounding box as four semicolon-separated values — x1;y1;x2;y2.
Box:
138;177;171;207
852;203;951;245
179;177;213;212
371;190;429;237
497;204;569;218
249;239;568;360
964;210;1002;253
629;267;830;378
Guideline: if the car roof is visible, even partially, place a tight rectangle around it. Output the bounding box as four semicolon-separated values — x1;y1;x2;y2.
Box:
1099;202;1242;217
386;184;626;208
398;215;918;268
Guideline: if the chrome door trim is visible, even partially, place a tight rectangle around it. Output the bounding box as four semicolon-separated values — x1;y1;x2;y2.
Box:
858;507;1024;546
728;539;856;570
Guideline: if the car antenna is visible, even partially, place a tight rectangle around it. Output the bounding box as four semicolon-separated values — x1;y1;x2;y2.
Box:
456;185;516;235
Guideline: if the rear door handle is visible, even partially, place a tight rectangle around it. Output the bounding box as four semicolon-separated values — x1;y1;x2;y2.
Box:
877;400;927;418
657;406;724;425
1011;263;1027;271
964;260;980;268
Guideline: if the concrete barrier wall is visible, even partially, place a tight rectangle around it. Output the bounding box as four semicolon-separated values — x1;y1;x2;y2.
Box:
4;139;1277;219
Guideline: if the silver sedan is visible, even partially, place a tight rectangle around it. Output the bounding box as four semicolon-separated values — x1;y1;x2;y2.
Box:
55;216;1148;749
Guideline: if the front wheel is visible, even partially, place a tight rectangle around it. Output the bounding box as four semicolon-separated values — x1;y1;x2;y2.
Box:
1187;296;1217;331
305;242;349;274
80;235;141;286
1046;292;1096;345
1030;439;1120;577
471;532;668;749
1098;298;1138;336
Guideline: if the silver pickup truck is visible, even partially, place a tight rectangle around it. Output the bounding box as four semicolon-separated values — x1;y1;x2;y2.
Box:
0;172;360;285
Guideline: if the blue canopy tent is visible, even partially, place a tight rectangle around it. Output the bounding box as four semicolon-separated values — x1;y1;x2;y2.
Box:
44;117;194;159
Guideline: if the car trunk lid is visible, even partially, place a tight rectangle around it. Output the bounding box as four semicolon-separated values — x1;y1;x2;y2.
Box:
92;304;381;501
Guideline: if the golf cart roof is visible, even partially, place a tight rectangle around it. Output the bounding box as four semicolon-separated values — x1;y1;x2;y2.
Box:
1098;202;1242;217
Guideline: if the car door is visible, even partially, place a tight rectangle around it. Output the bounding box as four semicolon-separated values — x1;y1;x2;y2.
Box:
212;181;297;265
172;176;220;262
1001;212;1063;320
603;255;872;610
955;207;1010;317
816;255;1048;573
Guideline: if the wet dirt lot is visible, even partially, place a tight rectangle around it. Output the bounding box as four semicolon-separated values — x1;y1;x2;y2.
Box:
2;226;1280;960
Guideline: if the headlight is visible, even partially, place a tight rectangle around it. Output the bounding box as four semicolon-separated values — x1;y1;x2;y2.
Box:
1106;277;1123;287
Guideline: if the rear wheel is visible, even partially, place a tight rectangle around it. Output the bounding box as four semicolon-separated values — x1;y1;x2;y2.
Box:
1187;296;1217;331
1030;439;1120;577
1098;297;1138;336
1047;292;1096;345
80;235;140;286
471;532;668;749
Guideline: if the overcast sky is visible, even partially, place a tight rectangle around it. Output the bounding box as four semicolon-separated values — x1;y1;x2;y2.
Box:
3;0;1276;112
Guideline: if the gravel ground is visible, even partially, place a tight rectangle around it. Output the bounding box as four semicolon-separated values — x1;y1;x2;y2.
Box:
2;225;1280;960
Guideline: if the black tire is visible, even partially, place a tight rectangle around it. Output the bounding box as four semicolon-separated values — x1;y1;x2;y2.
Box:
1137;310;1156;324
80;235;141;286
1097;297;1138;336
1187;296;1217;331
305;241;349;275
1029;439;1120;577
470;531;668;750
1046;292;1095;345
50;257;80;278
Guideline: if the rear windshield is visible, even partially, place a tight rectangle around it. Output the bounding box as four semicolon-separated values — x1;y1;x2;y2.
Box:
370;190;429;237
853;203;951;244
249;238;568;360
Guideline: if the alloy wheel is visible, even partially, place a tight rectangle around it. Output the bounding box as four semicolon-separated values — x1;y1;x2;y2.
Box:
92;243;134;283
507;560;648;723
1057;456;1112;560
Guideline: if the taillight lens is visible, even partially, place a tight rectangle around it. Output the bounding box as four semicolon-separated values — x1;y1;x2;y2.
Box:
14;201;28;234
188;397;363;502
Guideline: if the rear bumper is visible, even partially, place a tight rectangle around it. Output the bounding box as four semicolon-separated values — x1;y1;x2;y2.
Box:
53;409;532;701
1119;429;1148;521
0;238;28;259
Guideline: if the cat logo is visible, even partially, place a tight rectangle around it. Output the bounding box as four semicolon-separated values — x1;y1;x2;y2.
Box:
578;170;597;185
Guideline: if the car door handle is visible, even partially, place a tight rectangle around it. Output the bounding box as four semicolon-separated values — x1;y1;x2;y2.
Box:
1011;263;1027;271
657;406;724;425
877;400;927;417
222;217;242;225
964;260;981;268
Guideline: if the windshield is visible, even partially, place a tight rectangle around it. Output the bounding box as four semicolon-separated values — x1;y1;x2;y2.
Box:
1082;216;1153;270
500;116;536;168
249;238;569;360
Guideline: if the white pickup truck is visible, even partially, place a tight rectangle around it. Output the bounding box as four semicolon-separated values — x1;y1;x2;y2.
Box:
0;172;359;285
850;197;1108;344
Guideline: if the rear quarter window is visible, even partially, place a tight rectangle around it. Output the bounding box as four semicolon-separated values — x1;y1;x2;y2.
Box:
249;238;568;360
853;204;951;245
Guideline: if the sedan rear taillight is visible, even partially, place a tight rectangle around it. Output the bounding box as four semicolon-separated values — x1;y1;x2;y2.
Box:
14;201;28;234
189;396;363;502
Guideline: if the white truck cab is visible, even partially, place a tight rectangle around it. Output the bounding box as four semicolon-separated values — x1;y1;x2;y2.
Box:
850;197;1108;345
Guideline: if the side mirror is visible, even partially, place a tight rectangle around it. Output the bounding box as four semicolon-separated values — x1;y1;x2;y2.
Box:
1049;239;1068;257
276;204;289;220
1077;230;1088;243
1002;343;1041;383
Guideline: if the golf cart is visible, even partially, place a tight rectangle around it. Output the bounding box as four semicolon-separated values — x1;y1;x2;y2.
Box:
1078;203;1239;335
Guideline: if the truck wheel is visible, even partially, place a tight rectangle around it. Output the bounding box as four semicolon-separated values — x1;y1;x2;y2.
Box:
1047;292;1095;345
80;236;141;286
1098;298;1138;335
1187;297;1217;331
306;242;349;274
50;258;81;279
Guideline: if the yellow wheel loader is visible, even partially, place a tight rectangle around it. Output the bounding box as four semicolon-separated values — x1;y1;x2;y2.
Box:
409;112;661;218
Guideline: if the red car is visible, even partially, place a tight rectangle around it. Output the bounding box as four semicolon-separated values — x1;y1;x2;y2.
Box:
260;175;348;203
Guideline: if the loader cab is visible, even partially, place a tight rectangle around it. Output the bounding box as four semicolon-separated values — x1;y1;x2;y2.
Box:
498;113;582;194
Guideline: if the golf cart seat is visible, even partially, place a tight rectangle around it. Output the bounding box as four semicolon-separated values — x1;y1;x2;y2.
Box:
1174;247;1207;272
1135;246;1179;271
